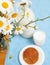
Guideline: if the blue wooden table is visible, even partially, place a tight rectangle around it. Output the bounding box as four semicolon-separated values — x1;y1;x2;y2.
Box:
5;0;50;65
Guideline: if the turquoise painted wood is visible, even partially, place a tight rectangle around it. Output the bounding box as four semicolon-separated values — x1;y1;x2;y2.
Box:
5;0;50;65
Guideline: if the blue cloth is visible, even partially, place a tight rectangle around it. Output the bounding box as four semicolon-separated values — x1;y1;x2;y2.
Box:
5;0;50;65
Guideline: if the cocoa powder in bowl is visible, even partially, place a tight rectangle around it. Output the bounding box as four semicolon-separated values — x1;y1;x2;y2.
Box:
23;47;39;64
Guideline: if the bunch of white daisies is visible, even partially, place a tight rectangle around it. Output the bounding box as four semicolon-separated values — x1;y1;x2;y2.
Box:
0;0;36;37
0;0;46;46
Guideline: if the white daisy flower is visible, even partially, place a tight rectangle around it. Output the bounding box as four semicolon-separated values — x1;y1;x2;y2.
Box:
0;17;7;33
9;10;24;23
19;8;35;26
0;0;13;14
4;22;13;35
9;11;19;22
15;26;23;35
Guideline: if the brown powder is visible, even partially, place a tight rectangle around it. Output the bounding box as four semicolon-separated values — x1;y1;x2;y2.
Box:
23;47;39;64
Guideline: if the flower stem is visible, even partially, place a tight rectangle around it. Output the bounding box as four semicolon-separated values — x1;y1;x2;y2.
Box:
25;16;50;27
18;7;25;23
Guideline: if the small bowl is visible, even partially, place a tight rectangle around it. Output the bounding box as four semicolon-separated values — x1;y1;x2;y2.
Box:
19;45;45;65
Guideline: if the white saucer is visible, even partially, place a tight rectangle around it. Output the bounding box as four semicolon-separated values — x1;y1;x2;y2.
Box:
19;45;45;65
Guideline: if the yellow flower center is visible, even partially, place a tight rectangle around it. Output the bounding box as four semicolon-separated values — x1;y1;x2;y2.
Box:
0;20;4;27
6;25;10;31
16;27;21;31
11;13;18;18
25;12;30;18
2;2;9;9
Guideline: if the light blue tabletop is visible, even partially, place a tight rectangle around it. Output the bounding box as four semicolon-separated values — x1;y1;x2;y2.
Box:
5;0;50;65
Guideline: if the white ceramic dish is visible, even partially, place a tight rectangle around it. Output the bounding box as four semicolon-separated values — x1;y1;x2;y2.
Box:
19;45;45;65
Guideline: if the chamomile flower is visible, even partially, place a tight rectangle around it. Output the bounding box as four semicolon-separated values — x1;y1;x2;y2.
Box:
15;26;23;35
4;22;13;35
19;8;35;25
0;0;13;14
10;11;19;22
0;17;7;33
